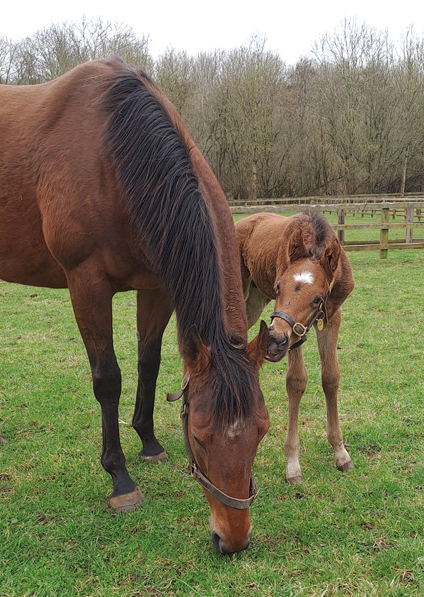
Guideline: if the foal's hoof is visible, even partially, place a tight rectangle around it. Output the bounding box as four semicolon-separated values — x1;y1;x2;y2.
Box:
0;433;7;445
337;460;354;473
139;451;168;464
108;486;146;512
286;475;303;485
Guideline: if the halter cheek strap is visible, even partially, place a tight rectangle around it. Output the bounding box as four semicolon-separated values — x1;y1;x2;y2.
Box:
166;376;259;510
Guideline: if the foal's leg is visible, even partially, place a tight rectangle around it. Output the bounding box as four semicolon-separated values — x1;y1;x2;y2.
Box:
132;289;173;464
284;347;308;484
315;308;353;472
68;269;145;511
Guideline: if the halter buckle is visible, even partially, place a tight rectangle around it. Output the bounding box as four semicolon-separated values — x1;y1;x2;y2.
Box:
293;322;307;337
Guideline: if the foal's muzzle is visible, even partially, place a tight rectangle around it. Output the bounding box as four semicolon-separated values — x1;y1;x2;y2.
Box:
265;330;289;362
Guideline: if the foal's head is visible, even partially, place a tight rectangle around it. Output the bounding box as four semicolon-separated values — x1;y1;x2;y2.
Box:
266;214;342;361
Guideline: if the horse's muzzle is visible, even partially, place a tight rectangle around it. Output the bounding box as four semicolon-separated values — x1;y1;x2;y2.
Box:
211;527;252;554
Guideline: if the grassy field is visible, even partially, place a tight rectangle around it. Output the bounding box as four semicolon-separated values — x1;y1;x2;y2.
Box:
1;212;424;597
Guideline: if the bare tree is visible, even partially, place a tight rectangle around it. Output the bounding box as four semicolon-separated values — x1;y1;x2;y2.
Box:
0;36;19;84
312;19;396;194
394;28;424;194
198;36;288;199
7;17;152;84
154;48;195;114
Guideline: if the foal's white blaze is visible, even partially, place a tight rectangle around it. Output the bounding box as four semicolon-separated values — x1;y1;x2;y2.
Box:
293;271;314;285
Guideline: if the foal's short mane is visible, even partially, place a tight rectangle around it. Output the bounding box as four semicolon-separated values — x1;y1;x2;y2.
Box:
297;210;337;261
101;58;256;428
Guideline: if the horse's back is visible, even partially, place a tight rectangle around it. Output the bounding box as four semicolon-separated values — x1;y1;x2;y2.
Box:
0;59;135;288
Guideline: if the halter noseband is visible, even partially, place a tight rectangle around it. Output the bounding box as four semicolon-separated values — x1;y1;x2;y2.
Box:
270;295;329;351
166;375;259;510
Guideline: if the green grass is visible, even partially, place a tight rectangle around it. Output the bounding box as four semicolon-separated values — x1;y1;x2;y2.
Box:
1;219;424;596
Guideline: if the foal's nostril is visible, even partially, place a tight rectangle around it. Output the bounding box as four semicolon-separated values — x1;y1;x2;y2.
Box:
279;335;289;347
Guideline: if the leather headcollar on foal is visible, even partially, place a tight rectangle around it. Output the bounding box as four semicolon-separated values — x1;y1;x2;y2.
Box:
166;375;259;510
270;290;330;351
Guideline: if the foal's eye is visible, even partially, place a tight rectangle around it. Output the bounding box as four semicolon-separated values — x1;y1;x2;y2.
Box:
276;281;280;294
193;436;206;450
313;296;322;305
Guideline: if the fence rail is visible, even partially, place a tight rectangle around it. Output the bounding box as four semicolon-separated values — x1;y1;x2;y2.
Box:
230;197;424;258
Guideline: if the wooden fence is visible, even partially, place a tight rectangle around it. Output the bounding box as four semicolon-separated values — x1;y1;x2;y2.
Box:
230;197;424;259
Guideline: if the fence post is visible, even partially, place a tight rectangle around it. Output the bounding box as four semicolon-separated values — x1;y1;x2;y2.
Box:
406;205;413;244
380;207;389;259
337;208;345;245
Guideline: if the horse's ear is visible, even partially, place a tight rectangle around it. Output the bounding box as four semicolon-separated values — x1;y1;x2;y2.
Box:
324;238;341;276
182;325;211;374
288;228;308;262
246;320;269;368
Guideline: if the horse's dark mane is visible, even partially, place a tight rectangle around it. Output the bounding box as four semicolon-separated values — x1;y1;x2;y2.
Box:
101;59;256;428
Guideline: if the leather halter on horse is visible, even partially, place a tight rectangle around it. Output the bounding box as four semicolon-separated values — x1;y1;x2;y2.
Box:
270;295;329;351
166;375;259;510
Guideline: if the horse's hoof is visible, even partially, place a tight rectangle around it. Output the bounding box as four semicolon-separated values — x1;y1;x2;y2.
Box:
337;460;354;473
139;451;168;464
0;434;7;445
108;486;146;512
286;475;303;485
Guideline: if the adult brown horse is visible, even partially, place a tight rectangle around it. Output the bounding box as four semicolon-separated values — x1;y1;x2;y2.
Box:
235;212;354;484
0;57;270;554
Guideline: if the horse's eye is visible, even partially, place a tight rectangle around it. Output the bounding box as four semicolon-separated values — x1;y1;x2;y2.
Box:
193;436;206;450
313;296;322;305
276;281;280;294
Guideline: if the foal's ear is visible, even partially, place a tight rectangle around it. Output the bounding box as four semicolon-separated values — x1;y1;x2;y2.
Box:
182;325;211;374
323;238;341;276
288;228;308;262
246;320;269;368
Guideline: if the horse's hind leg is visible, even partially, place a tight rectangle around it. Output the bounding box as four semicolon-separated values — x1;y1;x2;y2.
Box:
132;289;173;464
316;308;353;472
284;347;308;484
67;268;145;511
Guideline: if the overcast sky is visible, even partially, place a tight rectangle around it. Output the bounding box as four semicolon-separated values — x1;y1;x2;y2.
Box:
2;0;424;64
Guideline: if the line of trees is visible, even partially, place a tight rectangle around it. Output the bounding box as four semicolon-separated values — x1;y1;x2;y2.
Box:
2;17;424;199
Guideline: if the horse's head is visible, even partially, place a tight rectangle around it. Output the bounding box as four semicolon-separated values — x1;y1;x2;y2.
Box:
266;223;342;362
180;322;270;554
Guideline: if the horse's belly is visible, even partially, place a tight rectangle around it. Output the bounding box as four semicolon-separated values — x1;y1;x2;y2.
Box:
0;250;68;288
0;214;68;288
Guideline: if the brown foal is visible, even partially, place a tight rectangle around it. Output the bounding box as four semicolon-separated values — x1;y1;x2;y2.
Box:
236;211;355;483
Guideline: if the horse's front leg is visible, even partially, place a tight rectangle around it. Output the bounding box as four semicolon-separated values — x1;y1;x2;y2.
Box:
284;347;307;484
132;289;173;463
68;268;145;511
316;308;353;472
